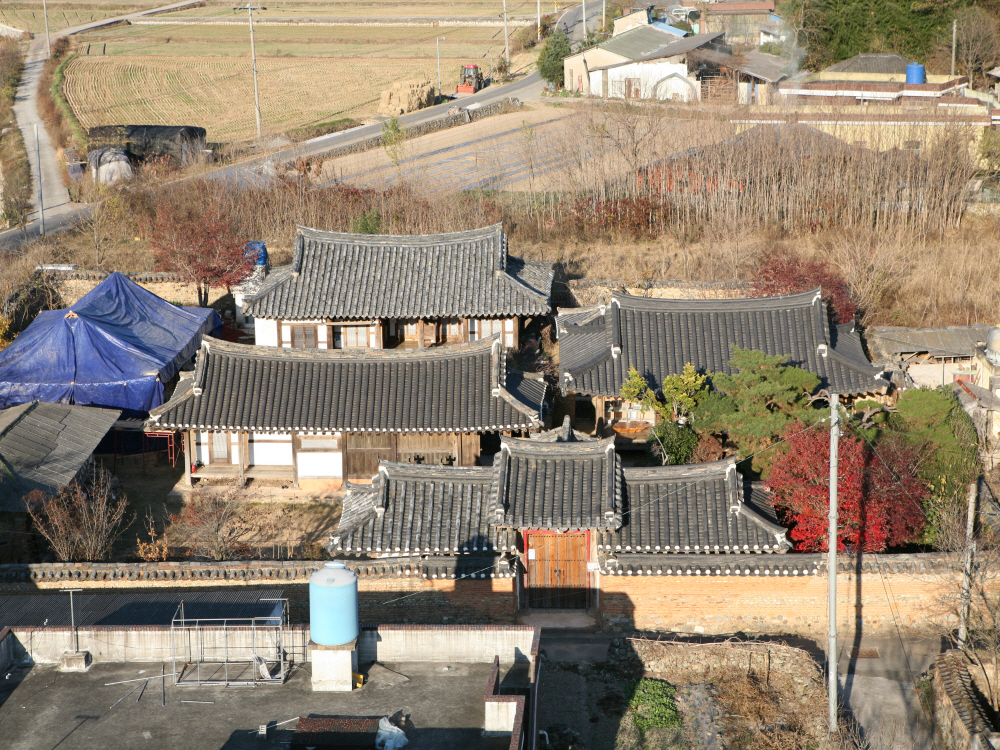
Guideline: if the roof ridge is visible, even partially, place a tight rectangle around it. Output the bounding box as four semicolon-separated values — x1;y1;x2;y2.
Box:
200;333;502;362
613;287;822;312
623;457;737;481
377;460;495;480
295;222;505;246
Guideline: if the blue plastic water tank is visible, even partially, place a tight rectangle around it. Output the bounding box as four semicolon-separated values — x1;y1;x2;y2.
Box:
309;561;359;646
906;63;925;85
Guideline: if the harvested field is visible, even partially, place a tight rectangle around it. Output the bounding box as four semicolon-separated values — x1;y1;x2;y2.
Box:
147;0;543;20
63;54;480;141
0;1;165;32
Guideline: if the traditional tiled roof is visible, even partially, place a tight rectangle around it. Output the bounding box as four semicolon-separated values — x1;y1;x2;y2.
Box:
599;459;790;554
490;428;623;531
243;224;553;320
0;401;120;513
556;289;888;397
147;336;546;434
332;463;514;555
330;430;789;558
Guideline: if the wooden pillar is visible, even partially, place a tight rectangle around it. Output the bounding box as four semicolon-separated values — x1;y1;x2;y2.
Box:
184;430;194;486
291;432;300;489
512;317;520;350
461;317;470;343
372;320;384;350
417;319;425;348
238;431;246;487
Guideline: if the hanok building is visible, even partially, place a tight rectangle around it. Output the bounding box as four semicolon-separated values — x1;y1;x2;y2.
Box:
331;418;791;613
240;224;553;351
146;336;546;490
556;289;888;436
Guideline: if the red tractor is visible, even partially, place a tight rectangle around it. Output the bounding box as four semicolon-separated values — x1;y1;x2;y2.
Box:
456;64;484;94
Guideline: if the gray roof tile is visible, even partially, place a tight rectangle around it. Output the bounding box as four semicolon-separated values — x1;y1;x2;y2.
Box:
244;224;553;320
332;463;513;555
331;429;789;557
0;401;120;512
490;430;623;531
868;325;990;361
557;289;887;397
600;459;790;553
148;336;545;433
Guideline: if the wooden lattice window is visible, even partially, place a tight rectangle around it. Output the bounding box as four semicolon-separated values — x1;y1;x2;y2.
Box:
290;325;317;349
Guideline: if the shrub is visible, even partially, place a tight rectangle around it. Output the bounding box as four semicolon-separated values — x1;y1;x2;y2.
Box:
769;425;926;552
649;420;699;465
751;246;857;323
626;678;681;735
537;29;571;86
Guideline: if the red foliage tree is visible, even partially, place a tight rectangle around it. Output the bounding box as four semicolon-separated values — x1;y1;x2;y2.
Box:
751;247;857;324
767;426;926;552
146;195;252;306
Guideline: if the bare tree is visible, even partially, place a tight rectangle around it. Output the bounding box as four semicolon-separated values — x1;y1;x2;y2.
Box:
168;486;288;561
26;465;132;562
954;7;1000;90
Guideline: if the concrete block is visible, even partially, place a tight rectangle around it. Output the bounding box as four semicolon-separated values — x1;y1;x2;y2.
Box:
59;651;91;672
310;639;357;692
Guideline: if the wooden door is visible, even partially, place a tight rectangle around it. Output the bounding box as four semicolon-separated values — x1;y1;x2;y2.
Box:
526;533;588;609
345;433;394;479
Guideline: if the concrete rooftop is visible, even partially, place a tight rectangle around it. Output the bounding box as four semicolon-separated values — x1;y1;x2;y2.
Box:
1;660;522;750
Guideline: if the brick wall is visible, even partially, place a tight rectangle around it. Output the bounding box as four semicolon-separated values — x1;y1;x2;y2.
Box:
598;566;955;635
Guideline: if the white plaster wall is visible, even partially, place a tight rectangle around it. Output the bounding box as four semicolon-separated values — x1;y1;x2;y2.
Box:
590;60;697;102
249;439;294;466
297;452;343;478
255;318;279;347
357;626;536;665
484;700;518;733
8;626;310;665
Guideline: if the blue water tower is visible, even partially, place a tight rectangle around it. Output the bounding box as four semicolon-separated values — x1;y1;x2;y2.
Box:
309;561;359;646
906;63;925;85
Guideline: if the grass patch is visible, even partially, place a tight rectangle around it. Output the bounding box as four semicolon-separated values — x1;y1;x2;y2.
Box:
286;117;360;141
626;678;681;734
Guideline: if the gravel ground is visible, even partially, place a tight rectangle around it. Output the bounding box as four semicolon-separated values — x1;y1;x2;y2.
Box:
673;684;722;750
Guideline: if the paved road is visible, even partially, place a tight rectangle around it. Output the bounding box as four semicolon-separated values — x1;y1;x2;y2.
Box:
0;1;576;252
557;0;604;43
4;0;204;249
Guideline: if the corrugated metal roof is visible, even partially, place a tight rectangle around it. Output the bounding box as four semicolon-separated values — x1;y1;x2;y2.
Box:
0;588;284;627
825;53;912;75
868;325;990;360
588;31;725;71
0;401;120;513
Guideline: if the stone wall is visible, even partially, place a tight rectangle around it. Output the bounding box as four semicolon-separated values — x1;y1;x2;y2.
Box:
561;278;751;308
41;270;230;308
610;637;823;688
598;555;960;636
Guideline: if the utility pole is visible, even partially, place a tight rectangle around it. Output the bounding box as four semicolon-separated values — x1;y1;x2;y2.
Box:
34;123;45;236
42;0;51;59
61;588;83;652
502;0;510;71
234;3;266;140
602;0;606;33
828;393;839;735
958;481;978;647
951;18;957;77
436;36;446;100
582;0;588;44
538;0;542;42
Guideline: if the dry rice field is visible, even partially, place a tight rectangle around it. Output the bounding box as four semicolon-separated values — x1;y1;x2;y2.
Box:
63;54;486;141
0;1;165;32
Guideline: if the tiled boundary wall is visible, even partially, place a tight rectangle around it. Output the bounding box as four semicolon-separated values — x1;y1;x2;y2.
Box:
0;560;518;625
598;554;962;635
0;554;967;636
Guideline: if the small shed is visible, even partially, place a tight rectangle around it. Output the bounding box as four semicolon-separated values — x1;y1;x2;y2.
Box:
0;401;119;561
88;125;208;168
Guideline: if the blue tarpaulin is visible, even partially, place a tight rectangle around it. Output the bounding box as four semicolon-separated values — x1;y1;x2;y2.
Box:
0;272;222;411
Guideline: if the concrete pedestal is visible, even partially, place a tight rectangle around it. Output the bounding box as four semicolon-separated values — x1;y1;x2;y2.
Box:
309;639;357;692
59;651;91;672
